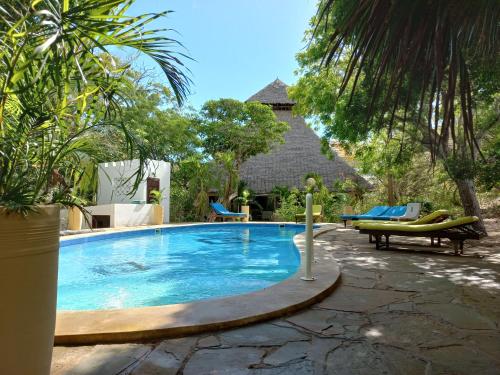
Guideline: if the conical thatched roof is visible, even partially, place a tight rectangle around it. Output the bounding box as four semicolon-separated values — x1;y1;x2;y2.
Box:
247;79;295;106
240;79;369;194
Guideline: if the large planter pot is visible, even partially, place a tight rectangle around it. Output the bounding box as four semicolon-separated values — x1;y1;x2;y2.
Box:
67;206;83;231
241;205;250;222
0;205;60;375
153;204;164;225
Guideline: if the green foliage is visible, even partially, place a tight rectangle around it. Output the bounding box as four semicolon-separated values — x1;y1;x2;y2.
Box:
238;190;251;206
274;189;303;221
271;186;292;201
272;175;354;222
197;98;289;205
0;0;189;213
149;190;162;205
313;185;347;222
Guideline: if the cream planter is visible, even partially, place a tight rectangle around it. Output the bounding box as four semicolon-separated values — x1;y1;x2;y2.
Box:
0;205;60;375
241;205;250;222
153;205;164;225
67;206;83;231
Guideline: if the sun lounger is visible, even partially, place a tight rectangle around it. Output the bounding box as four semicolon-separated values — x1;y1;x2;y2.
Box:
389;203;421;221
340;206;391;227
295;205;323;223
355;209;451;243
370;205;407;220
209;203;247;222
357;216;481;254
355;209;450;228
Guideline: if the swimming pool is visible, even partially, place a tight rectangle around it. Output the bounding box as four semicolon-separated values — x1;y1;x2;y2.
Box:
58;224;306;311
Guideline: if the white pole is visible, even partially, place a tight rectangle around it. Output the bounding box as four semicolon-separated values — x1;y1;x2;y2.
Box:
301;192;315;281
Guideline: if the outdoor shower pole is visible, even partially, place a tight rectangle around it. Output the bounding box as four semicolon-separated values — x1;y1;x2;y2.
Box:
301;192;315;281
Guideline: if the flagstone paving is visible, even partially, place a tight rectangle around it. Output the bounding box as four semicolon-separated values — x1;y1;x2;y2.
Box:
51;219;500;375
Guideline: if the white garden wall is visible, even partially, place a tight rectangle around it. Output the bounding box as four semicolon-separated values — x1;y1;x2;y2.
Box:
92;159;170;226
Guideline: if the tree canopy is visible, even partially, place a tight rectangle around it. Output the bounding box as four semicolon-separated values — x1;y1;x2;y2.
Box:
197;99;289;204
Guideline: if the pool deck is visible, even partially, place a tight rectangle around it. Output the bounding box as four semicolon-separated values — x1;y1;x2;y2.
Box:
52;220;500;374
55;223;341;345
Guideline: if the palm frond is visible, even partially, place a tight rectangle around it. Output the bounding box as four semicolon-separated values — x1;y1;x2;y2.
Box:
315;0;500;160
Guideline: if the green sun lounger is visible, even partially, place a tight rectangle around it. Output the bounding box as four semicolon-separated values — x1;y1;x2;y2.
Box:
354;210;450;228
357;216;481;254
295;205;322;223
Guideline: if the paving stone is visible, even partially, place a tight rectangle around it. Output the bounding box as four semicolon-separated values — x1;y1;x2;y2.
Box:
286;308;367;338
341;268;377;288
268;336;341;364
57;344;151;375
51;346;96;375
130;337;196;375
465;333;500;360
130;350;178;375
388;302;414;312
263;341;311;366
251;360;314;374
325;342;390;375
363;313;462;348
417;303;497;329
318;285;411;312
378;271;457;293
412;290;455;304
219;323;309;346
374;345;428;375
183;347;265;375
198;335;220;348
422;345;500;375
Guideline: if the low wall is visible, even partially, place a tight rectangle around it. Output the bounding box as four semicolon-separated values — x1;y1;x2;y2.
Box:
82;204;156;229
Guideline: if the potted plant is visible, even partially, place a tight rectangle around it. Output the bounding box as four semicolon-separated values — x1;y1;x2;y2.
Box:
0;2;188;374
239;189;251;222
149;189;165;225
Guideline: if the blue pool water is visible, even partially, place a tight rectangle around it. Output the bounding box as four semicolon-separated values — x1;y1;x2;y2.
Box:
58;224;305;311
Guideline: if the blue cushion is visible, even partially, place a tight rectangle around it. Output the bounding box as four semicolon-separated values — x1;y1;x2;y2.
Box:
341;206;390;220
370;206;407;220
210;203;246;216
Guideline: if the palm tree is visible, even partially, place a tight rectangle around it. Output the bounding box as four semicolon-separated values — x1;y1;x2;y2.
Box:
314;0;499;234
0;0;190;211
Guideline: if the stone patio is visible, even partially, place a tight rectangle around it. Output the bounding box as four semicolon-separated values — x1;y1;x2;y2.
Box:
51;219;500;375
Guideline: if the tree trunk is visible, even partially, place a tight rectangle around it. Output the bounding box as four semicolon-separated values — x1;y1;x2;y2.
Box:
454;178;487;235
387;173;397;206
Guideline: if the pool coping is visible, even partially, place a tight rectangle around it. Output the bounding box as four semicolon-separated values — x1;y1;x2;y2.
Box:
55;223;340;345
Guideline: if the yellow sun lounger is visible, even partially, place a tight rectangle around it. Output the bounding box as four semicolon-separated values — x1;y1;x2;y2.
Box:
357;216;481;255
354;210;450;228
295;205;322;223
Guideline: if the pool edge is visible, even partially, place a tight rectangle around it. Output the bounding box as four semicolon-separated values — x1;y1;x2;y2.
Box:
55;224;340;345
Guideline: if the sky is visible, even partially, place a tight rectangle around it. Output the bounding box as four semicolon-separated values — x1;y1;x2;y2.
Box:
125;0;317;109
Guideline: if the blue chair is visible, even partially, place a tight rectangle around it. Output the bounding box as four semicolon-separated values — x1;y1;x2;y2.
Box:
209;203;247;222
340;206;391;227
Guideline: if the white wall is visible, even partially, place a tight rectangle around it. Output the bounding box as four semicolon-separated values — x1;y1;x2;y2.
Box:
82;204;157;229
96;159;171;224
97;160;146;204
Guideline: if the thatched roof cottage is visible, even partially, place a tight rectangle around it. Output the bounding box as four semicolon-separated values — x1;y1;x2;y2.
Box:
240;79;368;202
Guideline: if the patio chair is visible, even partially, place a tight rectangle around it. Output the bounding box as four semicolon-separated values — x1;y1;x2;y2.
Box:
357;216;481;255
295;205;323;223
340;205;391;227
209;203;247;222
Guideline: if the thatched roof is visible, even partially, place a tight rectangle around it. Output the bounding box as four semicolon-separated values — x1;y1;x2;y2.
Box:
240;79;369;194
247;79;295;106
